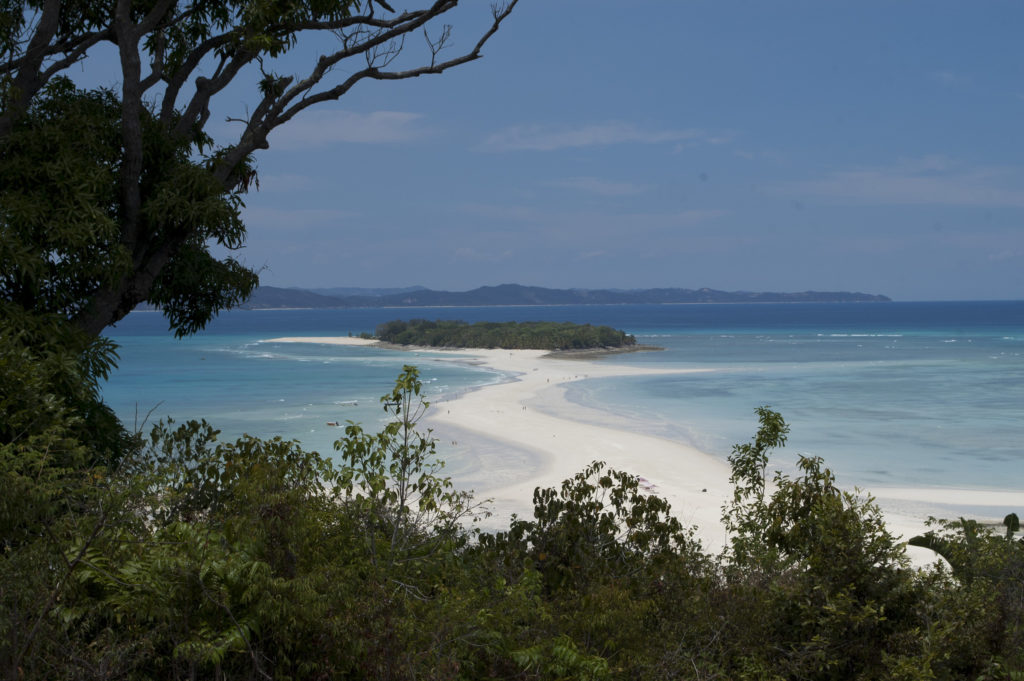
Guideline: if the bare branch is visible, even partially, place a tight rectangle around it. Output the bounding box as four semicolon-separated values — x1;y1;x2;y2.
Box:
424;24;453;68
218;0;518;182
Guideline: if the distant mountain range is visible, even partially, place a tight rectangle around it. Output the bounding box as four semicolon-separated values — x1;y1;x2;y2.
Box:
237;284;891;309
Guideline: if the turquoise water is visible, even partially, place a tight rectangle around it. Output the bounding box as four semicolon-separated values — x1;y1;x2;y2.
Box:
104;324;504;458
102;302;1024;493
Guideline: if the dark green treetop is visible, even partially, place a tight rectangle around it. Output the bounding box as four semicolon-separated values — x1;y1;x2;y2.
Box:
375;319;638;351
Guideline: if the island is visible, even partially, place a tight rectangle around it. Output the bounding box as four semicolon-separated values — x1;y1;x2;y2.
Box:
373;319;638;351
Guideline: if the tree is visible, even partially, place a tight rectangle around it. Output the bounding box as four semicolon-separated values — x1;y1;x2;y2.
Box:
722;408;924;680
1;0;519;337
0;78;258;338
45;366;488;679
335;364;478;569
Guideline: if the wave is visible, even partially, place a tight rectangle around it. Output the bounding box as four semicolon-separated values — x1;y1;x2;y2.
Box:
818;333;904;338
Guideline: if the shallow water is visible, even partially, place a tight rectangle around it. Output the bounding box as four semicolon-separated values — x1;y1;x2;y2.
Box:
102;301;1024;496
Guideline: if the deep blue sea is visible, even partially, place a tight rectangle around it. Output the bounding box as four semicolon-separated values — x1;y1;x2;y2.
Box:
101;301;1024;495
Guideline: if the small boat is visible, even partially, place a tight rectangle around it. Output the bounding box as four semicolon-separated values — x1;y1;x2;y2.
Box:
337;400;358;406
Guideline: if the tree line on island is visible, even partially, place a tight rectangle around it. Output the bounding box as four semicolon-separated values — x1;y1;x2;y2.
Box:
373;319;638;350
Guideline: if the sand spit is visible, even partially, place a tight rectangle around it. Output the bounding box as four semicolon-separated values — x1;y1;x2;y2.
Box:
266;336;1014;562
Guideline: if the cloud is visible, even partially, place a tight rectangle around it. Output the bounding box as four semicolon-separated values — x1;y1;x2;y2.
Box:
767;158;1024;208
268;110;426;149
479;122;708;152
548;176;650;196
988;249;1022;262
929;70;968;87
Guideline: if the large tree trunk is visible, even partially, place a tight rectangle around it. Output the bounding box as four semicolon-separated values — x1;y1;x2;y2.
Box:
74;248;174;335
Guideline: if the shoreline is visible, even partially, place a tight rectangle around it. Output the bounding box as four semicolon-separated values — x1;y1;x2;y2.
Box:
266;336;1015;560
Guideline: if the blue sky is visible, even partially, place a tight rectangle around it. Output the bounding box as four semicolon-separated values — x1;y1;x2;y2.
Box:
201;1;1023;300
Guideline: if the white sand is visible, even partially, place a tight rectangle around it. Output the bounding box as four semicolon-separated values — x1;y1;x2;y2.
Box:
267;336;1019;561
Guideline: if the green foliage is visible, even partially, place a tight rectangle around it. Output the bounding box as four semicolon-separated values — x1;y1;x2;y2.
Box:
24;367;484;679
335;365;476;567
0;78;258;337
511;635;611;681
0;80;124;321
4;364;1024;680
470;462;712;679
376;318;638;350
722;407;922;680
489;461;694;594
0;304;129;546
63;429;358;680
908;515;1024;675
723;405;789;563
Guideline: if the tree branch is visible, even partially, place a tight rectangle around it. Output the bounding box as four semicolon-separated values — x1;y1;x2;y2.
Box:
159;34;235;123
217;0;517;186
0;0;62;137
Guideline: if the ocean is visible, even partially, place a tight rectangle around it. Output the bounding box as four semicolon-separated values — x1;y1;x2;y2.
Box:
101;301;1024;500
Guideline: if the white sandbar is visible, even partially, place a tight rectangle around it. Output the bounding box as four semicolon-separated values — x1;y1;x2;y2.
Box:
266;336;1019;560
270;336;380;346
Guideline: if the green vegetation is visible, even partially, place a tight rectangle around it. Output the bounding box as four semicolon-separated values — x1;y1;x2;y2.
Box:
375;319;638;350
3;2;1022;677
3;356;1023;680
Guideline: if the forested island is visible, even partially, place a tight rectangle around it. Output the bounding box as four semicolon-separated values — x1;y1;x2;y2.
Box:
374;319;638;350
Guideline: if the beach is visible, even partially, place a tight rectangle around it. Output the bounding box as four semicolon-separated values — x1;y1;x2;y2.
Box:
262;335;1021;565
269;338;730;535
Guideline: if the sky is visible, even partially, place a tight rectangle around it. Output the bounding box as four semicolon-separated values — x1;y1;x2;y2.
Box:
95;1;1024;300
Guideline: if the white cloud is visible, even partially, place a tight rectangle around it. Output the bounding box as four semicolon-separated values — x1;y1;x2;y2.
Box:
988;249;1021;262
768;158;1024;208
929;70;968;87
479;122;708;152
268;110;426;149
548;176;649;196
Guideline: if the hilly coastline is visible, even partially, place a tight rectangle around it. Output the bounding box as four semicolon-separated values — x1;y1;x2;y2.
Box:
238;283;891;309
